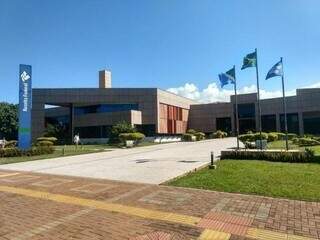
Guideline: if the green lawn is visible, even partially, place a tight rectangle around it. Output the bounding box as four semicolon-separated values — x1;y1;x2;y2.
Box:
168;160;320;202
0;145;112;165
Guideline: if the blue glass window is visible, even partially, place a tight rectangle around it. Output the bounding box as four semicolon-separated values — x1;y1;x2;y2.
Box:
237;103;255;118
74;104;139;116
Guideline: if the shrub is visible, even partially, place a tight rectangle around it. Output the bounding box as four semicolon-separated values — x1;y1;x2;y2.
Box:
109;121;136;144
239;132;268;143
270;132;285;140
0;146;54;158
287;133;298;140
267;133;278;142
36;137;57;143
194;132;205;141
182;133;195;141
221;150;314;163
0;147;22;157
292;137;320;146
37;140;54;147
186;129;197;135
258;132;269;141
239;134;255;143
4;140;17;148
211;130;228;139
119;132;145;142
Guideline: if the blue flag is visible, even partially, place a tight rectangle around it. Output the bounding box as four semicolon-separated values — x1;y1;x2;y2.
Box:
266;60;283;80
219;67;235;88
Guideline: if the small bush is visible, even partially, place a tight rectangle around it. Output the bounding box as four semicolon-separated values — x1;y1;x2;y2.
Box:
0;146;54;158
287;133;297;140
221;150;314;163
270;132;285;140
292;137;320;146
211;130;228;139
109;121;136;144
186;129;197;135
239;134;255;143
119;132;145;142
267;133;278;142
182;133;195;142
4;140;17;148
259;132;269;141
37;140;54;147
194;132;205;141
36;137;57;143
239;132;268;143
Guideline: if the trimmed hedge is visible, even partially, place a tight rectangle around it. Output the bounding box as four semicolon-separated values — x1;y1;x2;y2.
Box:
210;130;227;139
0;146;54;158
239;132;268;142
37;140;54;147
185;129;205;141
119;132;145;142
182;133;195;141
36;137;57;143
186;129;197;135
194;132;205;141
267;133;278;142
221;149;315;163
4;140;17;148
292;137;320;146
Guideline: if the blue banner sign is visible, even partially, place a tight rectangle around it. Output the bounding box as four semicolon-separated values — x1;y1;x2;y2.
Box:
18;64;32;149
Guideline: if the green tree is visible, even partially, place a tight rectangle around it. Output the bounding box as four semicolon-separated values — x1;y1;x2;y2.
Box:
108;121;136;144
0;102;18;140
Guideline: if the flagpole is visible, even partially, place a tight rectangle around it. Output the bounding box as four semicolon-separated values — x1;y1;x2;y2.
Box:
281;57;289;151
255;48;263;150
234;65;240;150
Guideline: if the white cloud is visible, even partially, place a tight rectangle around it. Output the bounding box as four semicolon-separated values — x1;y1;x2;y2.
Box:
167;81;320;103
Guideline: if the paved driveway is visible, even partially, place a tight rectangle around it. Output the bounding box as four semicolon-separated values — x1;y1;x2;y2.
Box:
0;138;237;184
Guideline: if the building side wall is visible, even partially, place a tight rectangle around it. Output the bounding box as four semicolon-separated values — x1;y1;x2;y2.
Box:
188;103;232;133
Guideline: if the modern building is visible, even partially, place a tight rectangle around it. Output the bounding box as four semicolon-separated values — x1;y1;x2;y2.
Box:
32;70;195;141
32;70;320;141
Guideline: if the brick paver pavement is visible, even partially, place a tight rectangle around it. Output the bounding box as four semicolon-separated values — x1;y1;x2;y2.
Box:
0;170;319;240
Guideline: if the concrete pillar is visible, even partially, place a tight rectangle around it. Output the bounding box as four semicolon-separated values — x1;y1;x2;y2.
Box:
298;112;304;136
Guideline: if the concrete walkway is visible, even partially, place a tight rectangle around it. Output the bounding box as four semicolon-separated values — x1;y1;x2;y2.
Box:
0;138;237;184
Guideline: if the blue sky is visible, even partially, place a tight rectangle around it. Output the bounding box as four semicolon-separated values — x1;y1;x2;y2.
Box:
1;0;320;103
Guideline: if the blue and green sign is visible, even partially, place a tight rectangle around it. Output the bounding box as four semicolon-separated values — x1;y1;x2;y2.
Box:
18;64;32;149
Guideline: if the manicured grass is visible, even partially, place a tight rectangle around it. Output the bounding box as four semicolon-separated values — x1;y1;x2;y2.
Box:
0;145;112;165
168;160;320;202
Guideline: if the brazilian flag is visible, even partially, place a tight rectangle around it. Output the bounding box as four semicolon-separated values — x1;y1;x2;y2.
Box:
241;51;257;70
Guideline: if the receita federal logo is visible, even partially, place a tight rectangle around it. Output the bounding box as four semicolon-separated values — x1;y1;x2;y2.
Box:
21;71;30;82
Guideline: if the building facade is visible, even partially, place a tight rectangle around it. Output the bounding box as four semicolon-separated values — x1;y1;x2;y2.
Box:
188;88;320;136
32;70;196;141
31;70;320;141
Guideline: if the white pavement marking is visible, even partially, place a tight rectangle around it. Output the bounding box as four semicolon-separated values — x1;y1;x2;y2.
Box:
0;138;238;184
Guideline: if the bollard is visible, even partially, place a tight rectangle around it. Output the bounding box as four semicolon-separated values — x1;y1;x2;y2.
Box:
209;151;217;169
62;145;65;156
